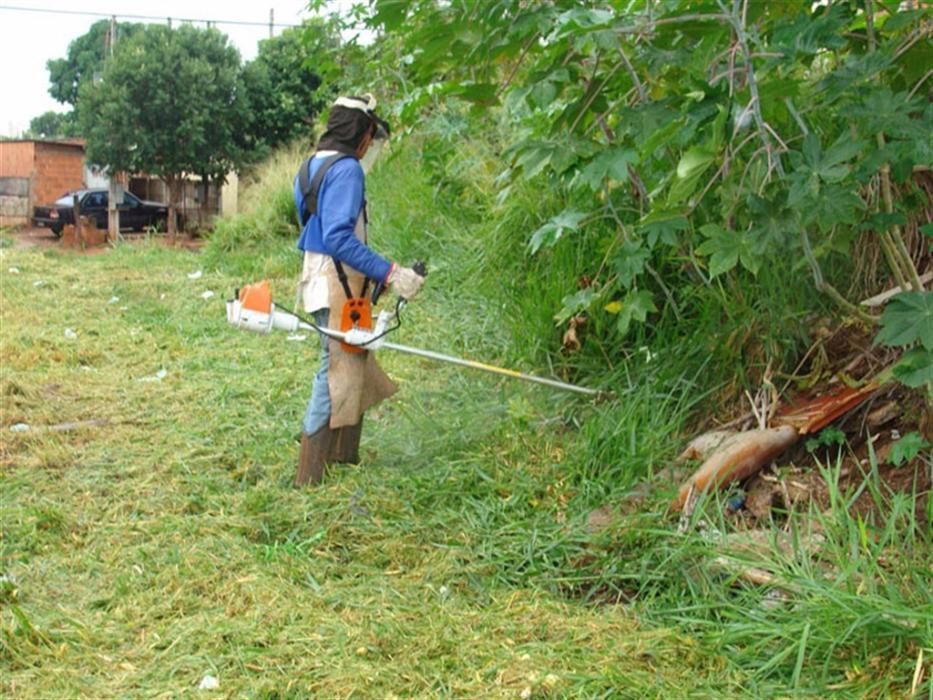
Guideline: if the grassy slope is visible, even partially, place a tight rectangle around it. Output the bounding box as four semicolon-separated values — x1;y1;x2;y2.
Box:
1;140;929;698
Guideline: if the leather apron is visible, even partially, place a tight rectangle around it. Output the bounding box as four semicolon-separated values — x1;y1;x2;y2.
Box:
325;266;398;428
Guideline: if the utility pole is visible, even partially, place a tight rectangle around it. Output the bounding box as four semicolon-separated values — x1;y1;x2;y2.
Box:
106;15;120;242
269;8;274;38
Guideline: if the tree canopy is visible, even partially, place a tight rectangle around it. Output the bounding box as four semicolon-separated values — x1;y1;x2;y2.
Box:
240;21;340;157
47;19;144;108
78;24;248;234
27;111;78;139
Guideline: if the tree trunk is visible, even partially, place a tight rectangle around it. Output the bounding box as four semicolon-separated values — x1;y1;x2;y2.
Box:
166;175;178;244
200;173;210;231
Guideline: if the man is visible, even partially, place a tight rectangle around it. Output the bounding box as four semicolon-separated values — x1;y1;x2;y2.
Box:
293;94;424;486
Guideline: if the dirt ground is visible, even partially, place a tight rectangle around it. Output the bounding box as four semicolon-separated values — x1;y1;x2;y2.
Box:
6;226;204;252
8;226;60;250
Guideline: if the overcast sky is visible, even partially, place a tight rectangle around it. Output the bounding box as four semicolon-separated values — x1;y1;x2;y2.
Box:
0;0;341;137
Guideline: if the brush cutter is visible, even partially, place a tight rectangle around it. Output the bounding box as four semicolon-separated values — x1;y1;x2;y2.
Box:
225;278;598;397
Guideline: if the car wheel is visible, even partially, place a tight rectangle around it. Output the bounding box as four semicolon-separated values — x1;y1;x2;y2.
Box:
51;224;63;237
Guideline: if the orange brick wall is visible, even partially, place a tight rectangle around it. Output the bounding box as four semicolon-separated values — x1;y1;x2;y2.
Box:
33;143;85;205
0;141;36;178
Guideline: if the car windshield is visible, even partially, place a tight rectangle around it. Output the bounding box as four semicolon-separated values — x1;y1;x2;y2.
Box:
54;192;84;206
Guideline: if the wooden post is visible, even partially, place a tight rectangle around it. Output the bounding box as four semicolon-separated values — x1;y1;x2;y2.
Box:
108;177;120;243
73;193;83;247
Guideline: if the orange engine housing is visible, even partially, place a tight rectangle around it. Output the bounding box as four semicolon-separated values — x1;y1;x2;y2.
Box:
339;297;372;354
239;280;273;314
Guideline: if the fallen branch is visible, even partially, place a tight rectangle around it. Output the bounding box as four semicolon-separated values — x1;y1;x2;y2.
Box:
672;425;799;512
860;271;933;308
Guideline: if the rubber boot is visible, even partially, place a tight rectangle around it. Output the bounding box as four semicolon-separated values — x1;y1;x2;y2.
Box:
294;426;334;487
330;417;363;464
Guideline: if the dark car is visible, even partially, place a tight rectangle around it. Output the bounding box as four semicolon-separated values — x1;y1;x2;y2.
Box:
33;189;168;236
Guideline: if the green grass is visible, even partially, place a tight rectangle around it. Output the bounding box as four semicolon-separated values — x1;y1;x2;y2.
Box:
1;138;930;698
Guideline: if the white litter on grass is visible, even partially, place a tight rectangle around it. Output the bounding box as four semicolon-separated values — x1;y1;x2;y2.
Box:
108;296;120;304
10;423;30;433
187;270;203;280
64;328;78;339
160;293;166;300
201;290;215;300
198;675;219;691
7;267;20;274
287;334;307;342
33;280;45;287
138;369;168;383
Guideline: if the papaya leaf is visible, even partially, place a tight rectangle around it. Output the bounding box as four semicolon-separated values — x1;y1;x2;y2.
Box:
697;224;761;277
452;82;499;104
556;8;614;30
891;348;933;392
787;172;819;207
554;288;599;325
578;148;636;191
888;431;931;466
639;118;686;159
881;9;926;33
875;292;933;350
803;185;864;233
747;195;795;249
369;0;410;31
616;290;657;337
798;133;862;184
640;210;688;248
512;140;560;178
861;212;908;232
529;210;587;254
613;240;650;289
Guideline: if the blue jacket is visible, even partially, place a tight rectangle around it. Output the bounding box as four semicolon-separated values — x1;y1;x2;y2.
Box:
294;154;392;282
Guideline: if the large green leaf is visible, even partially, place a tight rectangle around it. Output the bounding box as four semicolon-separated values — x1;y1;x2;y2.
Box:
875;292;933;350
668;147;715;204
554;288;599;325
577;148;637;191
696;224;761;277
615;290;657;337
529;210;587;254
640;210;688;248
892;348;933;392
802;185;865;234
613;240;650;289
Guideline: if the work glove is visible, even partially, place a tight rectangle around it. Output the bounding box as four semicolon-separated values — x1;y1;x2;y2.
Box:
388;264;425;300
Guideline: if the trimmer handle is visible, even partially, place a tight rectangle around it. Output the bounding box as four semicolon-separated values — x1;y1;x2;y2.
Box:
372;261;427;305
